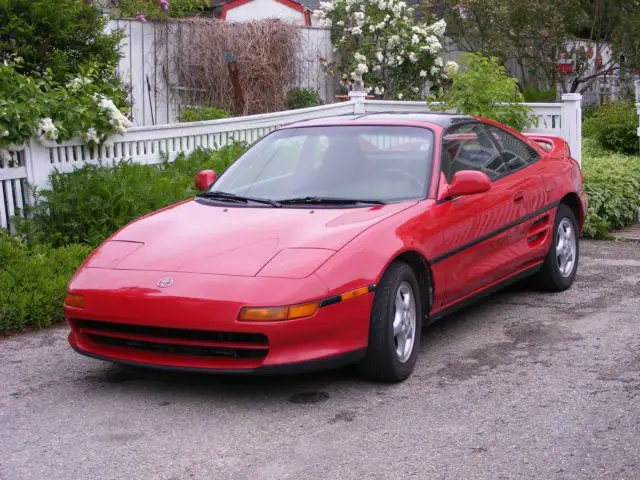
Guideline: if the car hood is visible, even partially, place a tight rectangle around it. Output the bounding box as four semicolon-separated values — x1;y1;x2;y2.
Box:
87;199;415;276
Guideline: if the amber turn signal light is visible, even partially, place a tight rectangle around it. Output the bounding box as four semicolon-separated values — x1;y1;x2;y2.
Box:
238;302;319;322
64;294;85;308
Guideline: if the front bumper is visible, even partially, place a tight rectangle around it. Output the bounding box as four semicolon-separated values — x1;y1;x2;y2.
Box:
66;268;373;372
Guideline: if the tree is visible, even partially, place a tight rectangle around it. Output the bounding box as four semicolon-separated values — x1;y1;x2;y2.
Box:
0;0;124;84
423;0;640;94
422;0;573;92
315;0;456;100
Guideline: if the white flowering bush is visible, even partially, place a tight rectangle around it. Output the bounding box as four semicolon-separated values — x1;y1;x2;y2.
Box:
0;58;131;160
315;0;455;100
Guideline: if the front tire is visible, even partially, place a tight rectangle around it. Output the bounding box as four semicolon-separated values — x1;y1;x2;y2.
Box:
359;261;422;382
534;204;579;291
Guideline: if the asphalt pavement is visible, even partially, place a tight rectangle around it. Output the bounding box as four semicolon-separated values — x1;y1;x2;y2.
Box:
1;239;639;480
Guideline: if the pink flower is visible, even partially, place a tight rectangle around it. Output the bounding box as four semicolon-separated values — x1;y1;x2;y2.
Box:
160;0;169;11
136;11;147;22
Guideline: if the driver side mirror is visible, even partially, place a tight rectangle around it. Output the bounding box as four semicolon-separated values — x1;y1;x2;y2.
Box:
195;170;217;192
438;170;491;201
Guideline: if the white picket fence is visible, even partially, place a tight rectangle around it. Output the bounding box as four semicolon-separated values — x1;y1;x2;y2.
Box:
0;94;581;233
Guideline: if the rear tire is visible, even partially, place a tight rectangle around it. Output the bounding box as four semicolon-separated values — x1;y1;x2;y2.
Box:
359;261;422;382
533;204;579;292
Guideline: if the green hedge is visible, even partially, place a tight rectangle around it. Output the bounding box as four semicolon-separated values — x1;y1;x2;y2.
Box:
178;106;229;122
582;139;640;238
583;102;639;155
285;88;321;110
19;143;247;248
0;232;91;332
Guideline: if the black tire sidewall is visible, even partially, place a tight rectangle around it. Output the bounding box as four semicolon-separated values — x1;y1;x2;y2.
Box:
374;263;423;380
547;204;580;289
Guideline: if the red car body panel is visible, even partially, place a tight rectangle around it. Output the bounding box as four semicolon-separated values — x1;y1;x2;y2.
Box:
66;115;587;374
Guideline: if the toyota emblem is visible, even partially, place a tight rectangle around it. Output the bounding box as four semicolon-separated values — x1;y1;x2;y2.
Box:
157;277;174;288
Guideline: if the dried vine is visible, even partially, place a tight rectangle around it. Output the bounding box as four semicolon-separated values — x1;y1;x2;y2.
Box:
156;18;299;115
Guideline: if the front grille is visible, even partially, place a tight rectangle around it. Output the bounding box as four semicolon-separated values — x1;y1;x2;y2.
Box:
72;319;269;360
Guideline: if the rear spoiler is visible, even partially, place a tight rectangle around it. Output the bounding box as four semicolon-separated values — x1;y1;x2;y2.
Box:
524;134;571;157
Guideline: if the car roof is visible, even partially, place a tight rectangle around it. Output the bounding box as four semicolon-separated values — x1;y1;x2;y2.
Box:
284;112;478;129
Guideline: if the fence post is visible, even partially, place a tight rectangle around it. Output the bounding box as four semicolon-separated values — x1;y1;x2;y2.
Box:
23;138;52;204
349;90;367;114
635;80;640;154
561;93;582;166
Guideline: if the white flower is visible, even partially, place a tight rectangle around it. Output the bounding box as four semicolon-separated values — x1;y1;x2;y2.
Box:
355;63;369;74
353;11;365;22
428;19;447;37
411;34;420;44
374;86;385;95
313;9;326;19
397;92;404;99
373;65;382;72
319;1;334;10
84;128;101;144
388;34;400;47
409;52;418;63
444;60;459;76
354;52;367;63
0;130;9;138
396;55;404;65
413;86;420;93
36;117;59;142
430;65;440;76
434;57;444;67
320;18;332;27
419;70;427;78
351;26;362;35
376;51;384;62
103;138;115;148
95;94;133;135
66;76;92;91
336;20;344;26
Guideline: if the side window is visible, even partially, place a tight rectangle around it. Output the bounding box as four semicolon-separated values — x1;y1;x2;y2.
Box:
485;125;540;172
441;123;507;182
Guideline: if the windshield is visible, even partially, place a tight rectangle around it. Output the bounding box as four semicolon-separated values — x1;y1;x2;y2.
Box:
209;125;435;204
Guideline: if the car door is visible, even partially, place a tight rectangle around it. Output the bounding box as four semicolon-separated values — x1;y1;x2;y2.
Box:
483;124;549;268
429;122;527;307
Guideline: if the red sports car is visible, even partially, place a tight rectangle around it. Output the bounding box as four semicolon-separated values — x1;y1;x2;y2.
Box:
65;113;587;382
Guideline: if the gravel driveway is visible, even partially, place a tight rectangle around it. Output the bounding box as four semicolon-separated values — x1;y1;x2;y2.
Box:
1;239;639;480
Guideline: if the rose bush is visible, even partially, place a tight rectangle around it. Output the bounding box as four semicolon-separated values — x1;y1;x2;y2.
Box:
315;0;455;100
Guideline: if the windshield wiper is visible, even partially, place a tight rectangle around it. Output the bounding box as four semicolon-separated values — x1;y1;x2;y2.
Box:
279;196;386;206
197;191;282;207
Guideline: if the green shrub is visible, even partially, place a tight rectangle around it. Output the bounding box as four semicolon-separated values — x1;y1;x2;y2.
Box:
431;53;535;131
19;144;247;248
582;102;638;155
178;106;229;122
582;138;640;238
0;0;124;84
285;88;321;110
0;231;91;332
521;87;557;103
